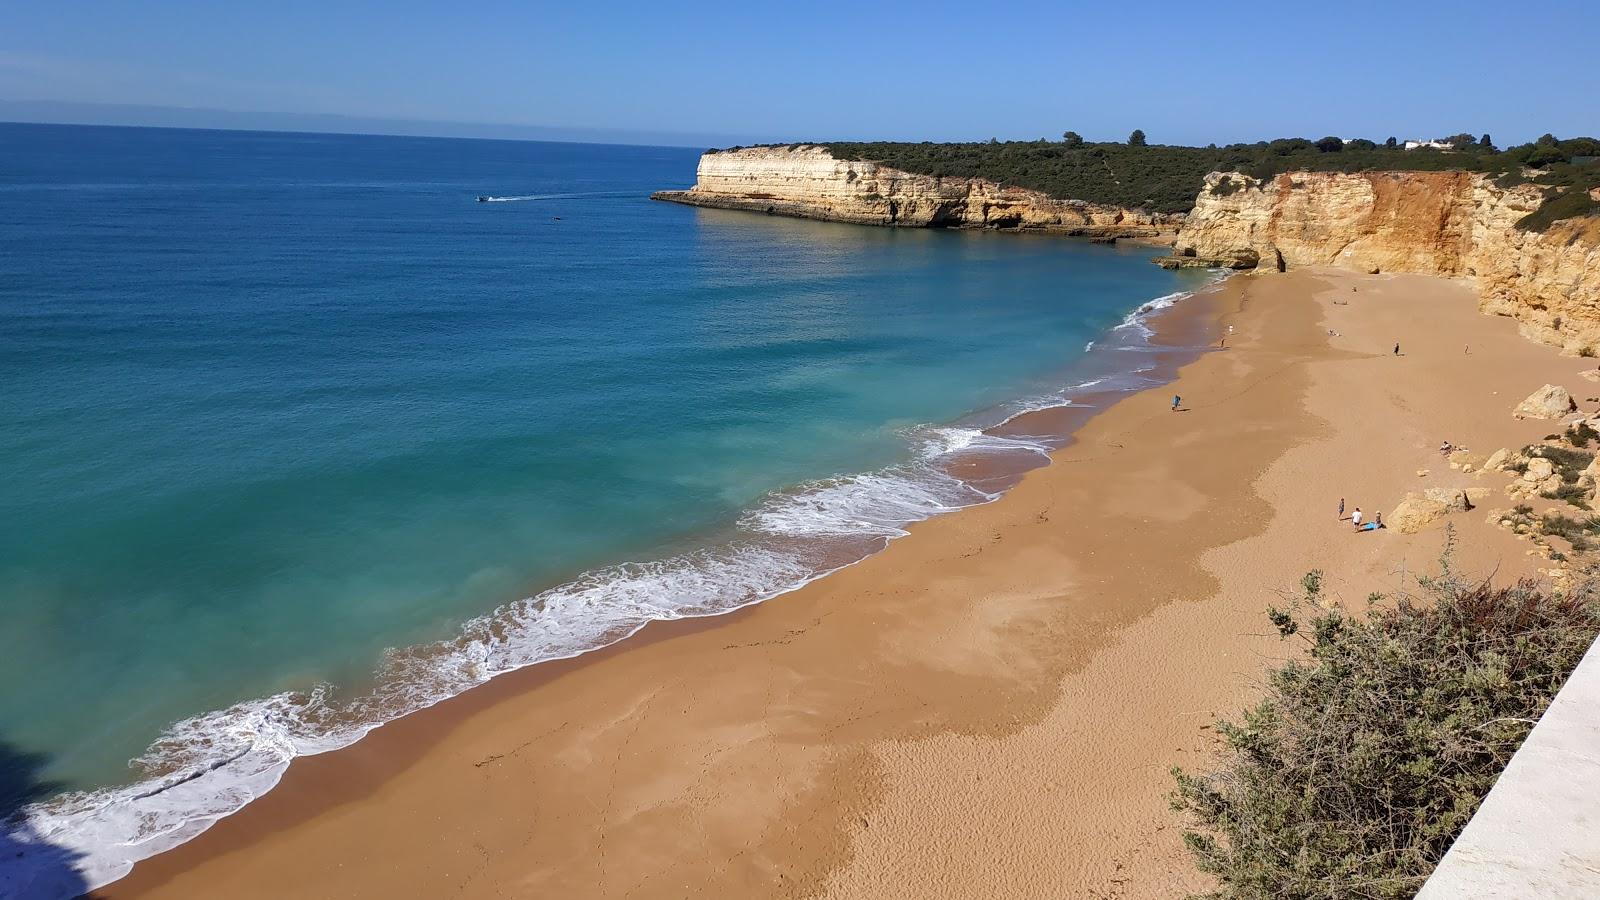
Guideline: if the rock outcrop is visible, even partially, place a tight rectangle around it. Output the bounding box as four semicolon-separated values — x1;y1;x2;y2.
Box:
1513;384;1578;419
652;146;1181;238
1392;487;1494;534
1167;171;1600;353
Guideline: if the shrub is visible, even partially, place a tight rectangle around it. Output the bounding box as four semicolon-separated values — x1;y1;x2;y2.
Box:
1539;513;1600;539
1532;445;1594;479
1517;187;1600;233
809;135;1599;219
1172;568;1600;900
1543;483;1592;508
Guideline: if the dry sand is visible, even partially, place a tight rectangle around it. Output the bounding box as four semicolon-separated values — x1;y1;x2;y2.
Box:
105;268;1589;899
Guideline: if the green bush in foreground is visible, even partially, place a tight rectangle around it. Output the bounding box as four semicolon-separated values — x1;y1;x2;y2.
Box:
1172;562;1600;900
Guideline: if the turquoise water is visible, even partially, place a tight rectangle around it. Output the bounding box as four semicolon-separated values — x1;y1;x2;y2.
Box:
0;123;1206;891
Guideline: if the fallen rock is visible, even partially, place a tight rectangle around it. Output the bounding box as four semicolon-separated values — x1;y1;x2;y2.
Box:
1394;487;1496;533
1582;456;1600;487
1417;469;1429;477
1580;370;1600;383
1514;384;1577;419
1427;488;1493;515
1484;448;1510;471
1540;474;1565;494
1524;458;1556;482
1392;494;1450;533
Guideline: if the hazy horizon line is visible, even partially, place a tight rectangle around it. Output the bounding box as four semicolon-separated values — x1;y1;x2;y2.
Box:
0;99;774;149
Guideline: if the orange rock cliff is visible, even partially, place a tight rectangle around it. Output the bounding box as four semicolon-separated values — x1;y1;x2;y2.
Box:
1170;171;1600;353
654;147;1600;354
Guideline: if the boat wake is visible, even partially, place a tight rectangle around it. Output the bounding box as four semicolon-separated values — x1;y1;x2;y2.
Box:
476;190;638;203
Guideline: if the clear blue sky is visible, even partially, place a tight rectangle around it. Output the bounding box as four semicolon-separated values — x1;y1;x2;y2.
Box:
3;0;1596;147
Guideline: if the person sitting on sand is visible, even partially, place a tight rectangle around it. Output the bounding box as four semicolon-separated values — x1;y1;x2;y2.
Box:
1351;507;1363;530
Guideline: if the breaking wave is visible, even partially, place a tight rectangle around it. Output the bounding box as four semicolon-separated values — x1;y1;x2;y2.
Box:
3;274;1225;898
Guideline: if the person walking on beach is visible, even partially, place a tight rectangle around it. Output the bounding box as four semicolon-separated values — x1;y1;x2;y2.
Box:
1351;507;1363;530
1171;394;1181;412
1338;498;1345;520
1394;342;1401;356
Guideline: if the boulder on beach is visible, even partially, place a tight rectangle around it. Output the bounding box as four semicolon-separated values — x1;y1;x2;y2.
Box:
1523;457;1556;483
1582;456;1600;487
1484;448;1510;471
1513;384;1577;419
1392;488;1493;534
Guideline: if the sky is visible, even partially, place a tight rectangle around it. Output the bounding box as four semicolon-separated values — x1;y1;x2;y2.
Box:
3;0;1597;147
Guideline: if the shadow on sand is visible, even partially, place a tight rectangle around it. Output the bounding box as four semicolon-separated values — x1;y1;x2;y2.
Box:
1;739;89;900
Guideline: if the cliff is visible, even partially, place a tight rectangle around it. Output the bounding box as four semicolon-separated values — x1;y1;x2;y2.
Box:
652;145;1180;237
1167;171;1600;352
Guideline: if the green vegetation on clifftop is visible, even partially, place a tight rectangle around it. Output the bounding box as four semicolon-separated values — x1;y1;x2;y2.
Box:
789;135;1600;225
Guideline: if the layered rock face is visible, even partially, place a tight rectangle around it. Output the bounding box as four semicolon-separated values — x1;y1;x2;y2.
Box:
1171;171;1600;352
652;145;1179;237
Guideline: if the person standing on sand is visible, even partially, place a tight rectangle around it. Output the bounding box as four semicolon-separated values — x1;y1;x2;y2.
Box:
1351;507;1363;530
1172;395;1181;412
1394;343;1401;356
1339;498;1345;520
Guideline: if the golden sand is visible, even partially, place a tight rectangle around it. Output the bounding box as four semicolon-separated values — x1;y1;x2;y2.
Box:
108;269;1585;899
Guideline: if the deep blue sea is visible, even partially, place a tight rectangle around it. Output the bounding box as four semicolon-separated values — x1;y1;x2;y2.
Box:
0;122;1208;894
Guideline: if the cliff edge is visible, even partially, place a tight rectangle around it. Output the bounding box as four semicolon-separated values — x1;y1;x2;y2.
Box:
1165;171;1600;352
652;145;1180;238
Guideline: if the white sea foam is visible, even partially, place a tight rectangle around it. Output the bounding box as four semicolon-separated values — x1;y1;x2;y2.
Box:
742;469;990;538
4;274;1233;899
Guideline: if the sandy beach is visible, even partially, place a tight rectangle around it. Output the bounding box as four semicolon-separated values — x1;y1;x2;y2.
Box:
104;267;1586;899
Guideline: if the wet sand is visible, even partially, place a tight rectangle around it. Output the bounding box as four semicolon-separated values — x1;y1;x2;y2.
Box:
106;268;1584;899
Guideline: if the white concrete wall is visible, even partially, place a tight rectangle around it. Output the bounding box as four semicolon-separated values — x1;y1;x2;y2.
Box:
1417;637;1600;898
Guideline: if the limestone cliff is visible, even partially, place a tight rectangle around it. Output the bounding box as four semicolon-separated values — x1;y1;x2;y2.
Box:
1168;170;1600;352
652;145;1180;237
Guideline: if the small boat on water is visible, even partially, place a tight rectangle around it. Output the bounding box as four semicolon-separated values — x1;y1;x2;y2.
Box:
476;195;491;202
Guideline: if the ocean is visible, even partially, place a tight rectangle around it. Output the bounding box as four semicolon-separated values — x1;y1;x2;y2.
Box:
0;122;1211;894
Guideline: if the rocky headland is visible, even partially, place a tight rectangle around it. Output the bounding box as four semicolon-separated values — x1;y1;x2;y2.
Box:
651;145;1180;238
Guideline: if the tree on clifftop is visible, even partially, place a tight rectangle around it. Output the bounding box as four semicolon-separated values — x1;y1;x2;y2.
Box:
1385;136;1398;148
1128;129;1147;147
1480;133;1495;150
1062;131;1084;147
1315;136;1345;152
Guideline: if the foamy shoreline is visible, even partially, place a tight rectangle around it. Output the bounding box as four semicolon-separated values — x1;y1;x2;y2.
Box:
105;267;1582;899
12;273;1229;899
